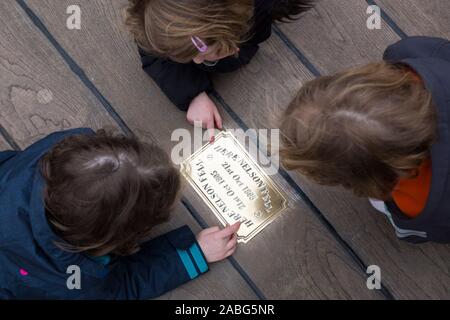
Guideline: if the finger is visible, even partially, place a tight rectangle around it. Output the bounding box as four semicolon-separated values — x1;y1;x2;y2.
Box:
213;107;223;130
226;233;238;251
207;119;216;143
203;118;212;129
202;226;220;235
186;115;195;125
224;246;238;258
216;222;241;239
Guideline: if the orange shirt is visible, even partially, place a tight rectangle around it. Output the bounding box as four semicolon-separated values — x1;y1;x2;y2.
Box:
391;67;431;218
392;158;432;218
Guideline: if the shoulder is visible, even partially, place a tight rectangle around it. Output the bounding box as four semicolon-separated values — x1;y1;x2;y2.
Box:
384;36;450;62
266;0;315;22
254;0;277;12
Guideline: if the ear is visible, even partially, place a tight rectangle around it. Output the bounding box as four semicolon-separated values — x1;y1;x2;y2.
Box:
193;55;204;64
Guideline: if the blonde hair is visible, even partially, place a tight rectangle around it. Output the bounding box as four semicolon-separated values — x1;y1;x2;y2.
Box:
126;0;253;63
280;62;438;200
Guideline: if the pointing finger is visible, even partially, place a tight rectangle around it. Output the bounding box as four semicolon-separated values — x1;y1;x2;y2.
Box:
216;222;241;239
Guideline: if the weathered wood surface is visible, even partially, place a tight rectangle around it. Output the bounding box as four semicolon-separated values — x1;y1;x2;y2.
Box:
24;0;383;299
377;0;450;38
0;0;258;300
0;135;10;151
216;0;450;299
279;0;400;74
5;0;448;299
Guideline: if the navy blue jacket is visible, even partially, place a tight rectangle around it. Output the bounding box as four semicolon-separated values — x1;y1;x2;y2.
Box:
139;0;311;111
0;128;208;299
383;36;450;243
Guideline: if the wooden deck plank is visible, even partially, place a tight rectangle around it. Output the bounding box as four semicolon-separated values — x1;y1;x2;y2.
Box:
0;1;257;300
377;0;450;38
0;3;112;147
279;0;400;74
25;0;383;299
0;135;10;150
214;35;315;129
216;1;450;299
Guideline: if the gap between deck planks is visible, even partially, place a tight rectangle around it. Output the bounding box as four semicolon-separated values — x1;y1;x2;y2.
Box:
0;135;11;150
23;0;384;299
214;0;450;299
1;1;259;300
376;0;450;39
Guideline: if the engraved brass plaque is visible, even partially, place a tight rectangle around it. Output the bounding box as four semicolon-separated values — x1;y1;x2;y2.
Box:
180;131;287;243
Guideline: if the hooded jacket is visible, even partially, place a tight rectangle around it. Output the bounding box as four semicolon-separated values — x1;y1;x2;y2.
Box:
383;36;450;243
0;128;208;299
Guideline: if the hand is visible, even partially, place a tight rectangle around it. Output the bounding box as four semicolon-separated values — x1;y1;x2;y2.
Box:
196;222;241;263
187;92;223;141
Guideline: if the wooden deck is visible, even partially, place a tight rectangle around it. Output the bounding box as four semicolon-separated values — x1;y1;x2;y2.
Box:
1;0;449;299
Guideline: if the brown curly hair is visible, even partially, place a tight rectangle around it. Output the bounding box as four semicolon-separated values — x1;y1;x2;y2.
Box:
40;130;180;257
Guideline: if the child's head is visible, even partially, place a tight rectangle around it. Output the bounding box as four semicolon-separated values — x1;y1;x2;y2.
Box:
126;0;253;63
281;62;437;200
40;130;180;257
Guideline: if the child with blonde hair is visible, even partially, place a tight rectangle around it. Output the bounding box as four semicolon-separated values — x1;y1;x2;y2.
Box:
126;0;314;131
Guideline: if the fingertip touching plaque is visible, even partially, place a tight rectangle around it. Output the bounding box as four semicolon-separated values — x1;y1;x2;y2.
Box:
180;130;287;243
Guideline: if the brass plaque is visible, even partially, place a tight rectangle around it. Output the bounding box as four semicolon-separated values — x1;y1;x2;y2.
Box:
180;131;287;243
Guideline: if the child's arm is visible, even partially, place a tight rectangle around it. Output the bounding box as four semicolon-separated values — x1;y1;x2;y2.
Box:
105;226;207;299
270;0;316;22
0;288;14;299
384;36;450;62
100;223;240;300
0;151;19;166
139;48;214;111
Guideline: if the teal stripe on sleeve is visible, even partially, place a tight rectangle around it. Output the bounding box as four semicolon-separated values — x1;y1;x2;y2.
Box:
176;249;199;279
90;254;111;266
189;243;208;273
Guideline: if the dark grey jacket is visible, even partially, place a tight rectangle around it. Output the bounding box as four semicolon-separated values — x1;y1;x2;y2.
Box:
384;36;450;243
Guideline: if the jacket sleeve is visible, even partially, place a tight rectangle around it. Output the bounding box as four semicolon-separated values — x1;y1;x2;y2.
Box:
99;226;209;299
270;0;316;22
383;36;450;63
139;48;214;111
0;288;14;299
0;151;18;166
